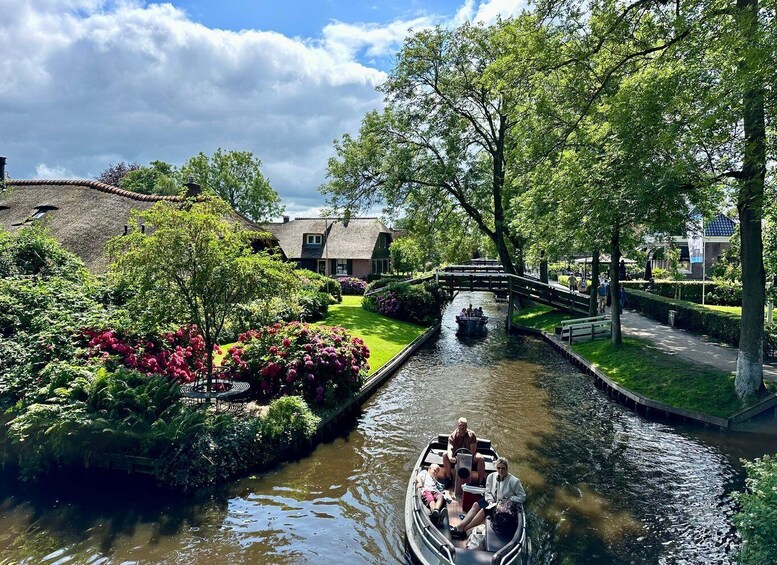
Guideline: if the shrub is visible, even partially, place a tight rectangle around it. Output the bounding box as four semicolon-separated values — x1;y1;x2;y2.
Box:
621;280;743;306
0;225;87;280
733;455;777;564
221;322;369;405
297;269;341;302
82;325;210;383
362;280;445;325
339;276;368;295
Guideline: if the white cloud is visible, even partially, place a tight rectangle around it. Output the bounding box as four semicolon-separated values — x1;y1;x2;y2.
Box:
472;0;530;23
1;1;533;213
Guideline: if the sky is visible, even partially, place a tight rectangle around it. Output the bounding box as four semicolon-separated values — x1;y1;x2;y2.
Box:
1;0;529;218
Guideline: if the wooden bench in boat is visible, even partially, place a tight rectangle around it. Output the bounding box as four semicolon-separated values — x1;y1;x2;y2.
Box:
558;315;611;344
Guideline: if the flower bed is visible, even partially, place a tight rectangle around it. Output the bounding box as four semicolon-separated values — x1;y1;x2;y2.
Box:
339;276;367;295
222;321;369;405
82;325;213;382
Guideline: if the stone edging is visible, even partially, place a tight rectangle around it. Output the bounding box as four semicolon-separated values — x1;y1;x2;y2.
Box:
315;321;441;434
513;325;733;429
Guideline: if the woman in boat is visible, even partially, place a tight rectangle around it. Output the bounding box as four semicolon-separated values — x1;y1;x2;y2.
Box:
416;463;447;524
449;457;525;539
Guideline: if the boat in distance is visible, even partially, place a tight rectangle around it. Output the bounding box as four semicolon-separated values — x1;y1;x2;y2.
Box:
405;434;530;565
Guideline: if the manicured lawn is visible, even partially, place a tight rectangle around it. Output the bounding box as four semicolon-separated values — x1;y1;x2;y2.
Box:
574;337;751;418
512;304;578;333
318;295;427;375
704;304;741;315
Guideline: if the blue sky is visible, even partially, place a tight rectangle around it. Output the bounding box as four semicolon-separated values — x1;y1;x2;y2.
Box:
1;0;528;217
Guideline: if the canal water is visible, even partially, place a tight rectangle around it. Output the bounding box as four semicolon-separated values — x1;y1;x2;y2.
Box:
2;292;776;564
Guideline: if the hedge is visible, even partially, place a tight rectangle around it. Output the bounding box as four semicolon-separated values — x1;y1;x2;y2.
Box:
626;289;741;346
621;280;742;306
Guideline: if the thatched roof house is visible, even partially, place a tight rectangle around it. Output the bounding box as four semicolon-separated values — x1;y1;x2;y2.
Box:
0;179;280;272
263;217;394;278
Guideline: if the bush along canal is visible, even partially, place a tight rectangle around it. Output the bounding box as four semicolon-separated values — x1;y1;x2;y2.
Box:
1;292;776;563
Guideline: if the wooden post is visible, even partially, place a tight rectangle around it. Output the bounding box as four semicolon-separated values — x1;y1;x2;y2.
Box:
506;276;514;331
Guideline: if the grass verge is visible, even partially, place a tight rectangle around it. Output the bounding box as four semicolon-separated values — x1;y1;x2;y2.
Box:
512;304;578;333
513;304;753;419
318;295;428;375
573;337;748;418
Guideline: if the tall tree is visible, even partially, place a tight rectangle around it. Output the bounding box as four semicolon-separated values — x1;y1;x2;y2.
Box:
96;161;140;187
120;160;180;195
322;19;550;275
182;149;284;222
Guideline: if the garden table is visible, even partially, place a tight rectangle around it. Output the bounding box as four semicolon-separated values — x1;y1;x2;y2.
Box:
179;378;250;408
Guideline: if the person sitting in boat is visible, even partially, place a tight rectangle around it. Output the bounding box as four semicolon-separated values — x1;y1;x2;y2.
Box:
466;303;474;316
449;457;526;539
459;307;468;318
475;307;484;317
416;463;446;525
442;417;486;487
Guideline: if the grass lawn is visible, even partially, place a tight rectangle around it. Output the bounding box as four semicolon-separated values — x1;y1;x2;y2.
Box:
704;304;741;315
215;297;427;375
573;337;750;418
318;295;427;375
512;304;578;333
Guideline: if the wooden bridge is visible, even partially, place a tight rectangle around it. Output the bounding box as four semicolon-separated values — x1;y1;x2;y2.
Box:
434;265;589;315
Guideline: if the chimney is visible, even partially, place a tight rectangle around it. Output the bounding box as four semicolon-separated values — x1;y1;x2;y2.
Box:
184;175;201;198
0;156;6;191
141;224;146;234
123;225;128;235
283;215;290;223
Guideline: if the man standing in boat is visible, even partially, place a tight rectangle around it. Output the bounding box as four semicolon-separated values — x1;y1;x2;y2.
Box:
442;417;486;487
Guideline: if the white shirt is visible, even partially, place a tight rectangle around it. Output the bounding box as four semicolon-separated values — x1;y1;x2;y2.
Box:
485;471;526;504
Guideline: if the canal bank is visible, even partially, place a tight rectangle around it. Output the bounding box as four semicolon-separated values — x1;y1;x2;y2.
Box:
511;323;777;434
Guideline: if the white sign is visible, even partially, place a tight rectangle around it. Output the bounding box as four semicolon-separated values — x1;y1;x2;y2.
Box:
688;216;704;264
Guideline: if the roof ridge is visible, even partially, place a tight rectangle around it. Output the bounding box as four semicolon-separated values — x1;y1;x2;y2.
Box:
7;179;181;203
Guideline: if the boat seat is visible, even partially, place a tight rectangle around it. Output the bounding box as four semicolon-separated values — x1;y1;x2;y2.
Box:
485;509;525;553
453;547;494;565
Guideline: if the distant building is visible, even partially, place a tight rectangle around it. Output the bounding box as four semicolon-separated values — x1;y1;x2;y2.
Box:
649;213;736;279
263;217;393;278
0;179;281;272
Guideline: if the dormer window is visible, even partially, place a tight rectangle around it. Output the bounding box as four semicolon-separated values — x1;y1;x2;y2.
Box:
306;234;322;245
31;206;57;220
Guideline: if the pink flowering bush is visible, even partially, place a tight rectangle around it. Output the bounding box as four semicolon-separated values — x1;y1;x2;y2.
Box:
339;277;367;296
221;321;370;404
375;290;400;316
82;325;215;383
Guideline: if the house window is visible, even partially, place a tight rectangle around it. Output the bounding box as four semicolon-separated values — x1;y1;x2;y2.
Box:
372;258;391;275
306;234;322;245
31;206;57;220
336;259;348;275
317;260;326;275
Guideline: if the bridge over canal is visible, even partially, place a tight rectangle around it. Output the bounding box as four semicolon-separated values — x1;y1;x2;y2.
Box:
430;264;590;316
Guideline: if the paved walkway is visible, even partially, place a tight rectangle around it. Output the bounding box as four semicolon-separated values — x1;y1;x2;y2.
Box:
549;281;777;384
621;308;777;384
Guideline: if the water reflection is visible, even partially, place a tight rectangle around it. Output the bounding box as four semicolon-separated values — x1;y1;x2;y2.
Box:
2;292;777;564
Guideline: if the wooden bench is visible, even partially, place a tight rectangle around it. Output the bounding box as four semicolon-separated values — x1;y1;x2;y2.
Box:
559;316;611;344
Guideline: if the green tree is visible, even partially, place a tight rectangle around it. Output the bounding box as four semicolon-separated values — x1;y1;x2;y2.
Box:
107;197;297;387
390;236;423;274
322;20;547;275
181;149;283;222
120;160;180;196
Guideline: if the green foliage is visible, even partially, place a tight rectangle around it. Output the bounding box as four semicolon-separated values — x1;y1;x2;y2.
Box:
390;236;423;274
0;225;87;279
362;280;445;325
263;395;319;449
733;455;777;564
181;148;284;222
621;280;742;306
119;160;180;196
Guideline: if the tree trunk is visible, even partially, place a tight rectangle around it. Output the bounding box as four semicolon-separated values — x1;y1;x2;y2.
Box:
589;250;601;316
734;0;766;398
610;227;622;345
539;250;549;284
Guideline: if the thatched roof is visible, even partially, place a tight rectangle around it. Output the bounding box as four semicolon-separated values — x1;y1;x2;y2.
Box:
0;179;280;272
263;217;393;260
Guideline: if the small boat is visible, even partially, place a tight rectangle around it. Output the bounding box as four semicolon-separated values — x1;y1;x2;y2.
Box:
405;435;530;565
456;314;489;336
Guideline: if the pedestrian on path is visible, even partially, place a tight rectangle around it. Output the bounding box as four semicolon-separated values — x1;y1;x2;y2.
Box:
597;282;609;314
619;287;627;311
568;273;577;294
